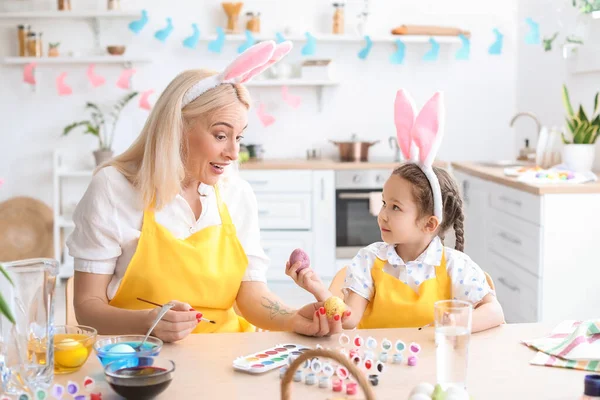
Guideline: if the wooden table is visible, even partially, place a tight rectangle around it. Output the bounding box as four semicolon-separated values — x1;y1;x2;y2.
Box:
58;323;588;399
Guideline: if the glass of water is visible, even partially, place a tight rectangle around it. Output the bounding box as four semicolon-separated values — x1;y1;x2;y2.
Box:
434;299;473;391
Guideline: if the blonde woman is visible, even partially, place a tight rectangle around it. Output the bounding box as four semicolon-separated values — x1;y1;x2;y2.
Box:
67;42;349;341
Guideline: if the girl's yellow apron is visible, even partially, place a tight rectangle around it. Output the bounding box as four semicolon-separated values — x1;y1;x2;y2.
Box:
109;186;254;333
358;251;451;329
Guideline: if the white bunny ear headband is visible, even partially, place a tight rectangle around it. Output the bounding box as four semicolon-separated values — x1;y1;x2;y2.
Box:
394;89;445;224
181;40;293;108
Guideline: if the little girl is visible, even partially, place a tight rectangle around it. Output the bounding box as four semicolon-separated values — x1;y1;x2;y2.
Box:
286;90;504;333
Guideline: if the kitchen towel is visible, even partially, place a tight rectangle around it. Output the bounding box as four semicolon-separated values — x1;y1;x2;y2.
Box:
522;320;600;371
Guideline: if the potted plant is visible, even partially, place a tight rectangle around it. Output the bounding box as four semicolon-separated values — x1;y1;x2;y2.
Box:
561;84;599;172
48;42;60;57
63;91;138;166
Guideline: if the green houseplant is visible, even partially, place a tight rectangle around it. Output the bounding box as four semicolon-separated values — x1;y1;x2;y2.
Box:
561;83;600;171
63;91;138;166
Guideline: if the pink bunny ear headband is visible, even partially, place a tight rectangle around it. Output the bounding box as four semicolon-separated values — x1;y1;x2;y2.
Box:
394;89;445;224
181;40;293;108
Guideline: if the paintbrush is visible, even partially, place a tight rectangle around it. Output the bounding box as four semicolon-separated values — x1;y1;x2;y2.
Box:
136;297;216;324
418;322;432;330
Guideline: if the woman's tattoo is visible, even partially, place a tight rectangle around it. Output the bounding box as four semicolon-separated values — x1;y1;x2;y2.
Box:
261;297;292;319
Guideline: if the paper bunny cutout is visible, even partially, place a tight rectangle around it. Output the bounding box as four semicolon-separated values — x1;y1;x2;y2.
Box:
181;40;293;108
394;89;445;223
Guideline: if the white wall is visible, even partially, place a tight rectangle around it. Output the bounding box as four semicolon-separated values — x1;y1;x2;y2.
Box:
516;0;600;168
0;0;519;207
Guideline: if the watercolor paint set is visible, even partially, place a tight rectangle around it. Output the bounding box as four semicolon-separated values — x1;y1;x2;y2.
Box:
233;343;311;374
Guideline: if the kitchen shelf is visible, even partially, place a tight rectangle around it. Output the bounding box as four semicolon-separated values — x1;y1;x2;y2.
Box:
245;79;340;112
3;55;152;65
245;79;339;87
0;10;141;19
203;33;461;44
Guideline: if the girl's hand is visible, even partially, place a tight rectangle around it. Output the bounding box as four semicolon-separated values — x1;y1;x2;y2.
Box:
285;261;327;298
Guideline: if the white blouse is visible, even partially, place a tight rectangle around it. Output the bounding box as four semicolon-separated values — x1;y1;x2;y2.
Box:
66;166;269;300
342;237;492;305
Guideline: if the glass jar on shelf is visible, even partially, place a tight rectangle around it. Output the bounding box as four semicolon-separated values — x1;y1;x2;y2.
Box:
27;32;41;57
246;12;261;33
332;3;345;34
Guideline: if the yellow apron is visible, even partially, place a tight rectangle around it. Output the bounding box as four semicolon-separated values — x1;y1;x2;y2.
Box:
358;250;451;329
109;186;254;333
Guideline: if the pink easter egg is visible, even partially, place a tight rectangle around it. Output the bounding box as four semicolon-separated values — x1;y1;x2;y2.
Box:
289;248;310;272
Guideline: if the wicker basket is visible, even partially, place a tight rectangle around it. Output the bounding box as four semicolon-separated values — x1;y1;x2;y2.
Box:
280;349;376;400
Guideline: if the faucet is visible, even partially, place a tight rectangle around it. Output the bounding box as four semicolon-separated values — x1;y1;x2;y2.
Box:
509;112;542;136
510;111;542;162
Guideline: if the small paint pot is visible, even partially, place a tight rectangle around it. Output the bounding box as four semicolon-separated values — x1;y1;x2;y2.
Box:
305;372;316;386
376;360;385;373
332;378;344;392
351;355;361;366
353;335;364;347
392;353;404;364
378;352;388;363
339;333;350;347
294;370;304;382
409;342;421;355
363;350;375;361
336;366;349;380
365;336;377;350
310;358;322;374
395;340;406;353
408;356;418;366
322;363;335;378
381;338;392;352
293;370;303;382
279;366;288;379
369;374;379;386
318;376;330;389
346;382;358;395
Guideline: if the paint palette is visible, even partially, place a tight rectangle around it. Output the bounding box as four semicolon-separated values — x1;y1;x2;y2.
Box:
233;343;311;374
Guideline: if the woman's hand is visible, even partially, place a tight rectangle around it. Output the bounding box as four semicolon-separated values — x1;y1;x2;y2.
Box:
289;302;351;337
148;300;201;342
285;262;330;301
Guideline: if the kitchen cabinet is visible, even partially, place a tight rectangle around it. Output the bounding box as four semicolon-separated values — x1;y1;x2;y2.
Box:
453;169;600;323
240;169;336;282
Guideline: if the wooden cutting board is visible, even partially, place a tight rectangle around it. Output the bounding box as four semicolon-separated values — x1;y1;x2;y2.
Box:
391;24;471;38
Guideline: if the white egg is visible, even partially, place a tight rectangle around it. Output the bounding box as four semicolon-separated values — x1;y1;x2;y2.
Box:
445;386;469;400
408;394;432;400
410;382;435;397
109;343;136;353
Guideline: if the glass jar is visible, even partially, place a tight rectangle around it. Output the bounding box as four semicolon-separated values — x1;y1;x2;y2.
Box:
107;0;121;10
27;32;41;57
332;3;345;34
17;25;28;57
57;0;71;10
246;12;261;33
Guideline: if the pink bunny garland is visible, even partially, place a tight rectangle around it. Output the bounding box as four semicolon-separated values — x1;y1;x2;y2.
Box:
181;40;293;108
394;89;445;223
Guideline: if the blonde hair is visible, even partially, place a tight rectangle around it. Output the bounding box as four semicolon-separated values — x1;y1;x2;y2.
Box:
102;69;251;209
392;163;466;251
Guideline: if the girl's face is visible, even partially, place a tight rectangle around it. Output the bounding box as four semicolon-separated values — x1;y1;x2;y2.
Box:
183;103;248;186
378;174;429;245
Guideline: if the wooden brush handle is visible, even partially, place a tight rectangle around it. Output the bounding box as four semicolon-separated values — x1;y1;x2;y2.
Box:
280;348;376;400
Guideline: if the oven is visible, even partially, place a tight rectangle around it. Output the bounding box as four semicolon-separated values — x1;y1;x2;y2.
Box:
335;169;391;259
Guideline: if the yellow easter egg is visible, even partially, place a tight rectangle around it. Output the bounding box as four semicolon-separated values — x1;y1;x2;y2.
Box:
55;338;88;368
324;296;346;319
